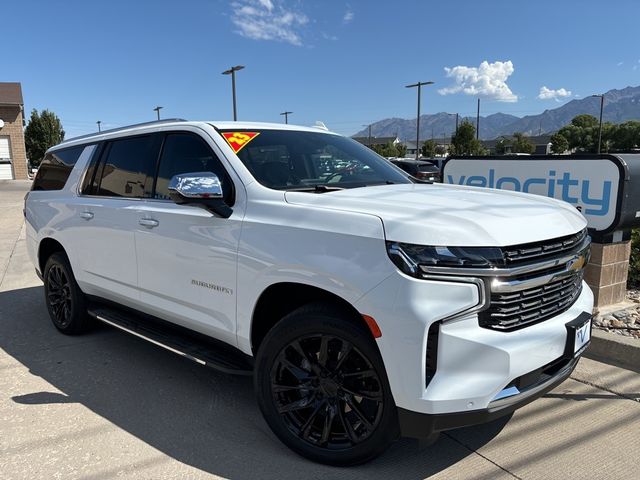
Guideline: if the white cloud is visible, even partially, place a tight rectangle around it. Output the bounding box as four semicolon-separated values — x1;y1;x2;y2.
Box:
617;61;624;67
343;7;354;23
537;86;572;100
230;1;309;46
438;60;518;102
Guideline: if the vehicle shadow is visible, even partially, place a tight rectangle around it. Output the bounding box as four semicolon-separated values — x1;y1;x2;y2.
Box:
0;286;509;479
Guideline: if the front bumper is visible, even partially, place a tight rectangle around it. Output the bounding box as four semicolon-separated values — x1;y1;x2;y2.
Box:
397;343;582;437
355;269;594;418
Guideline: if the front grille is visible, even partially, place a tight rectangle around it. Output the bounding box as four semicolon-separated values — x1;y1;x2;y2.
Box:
503;229;587;265
480;269;584;331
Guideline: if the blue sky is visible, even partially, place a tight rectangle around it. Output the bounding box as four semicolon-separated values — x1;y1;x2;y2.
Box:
4;0;640;137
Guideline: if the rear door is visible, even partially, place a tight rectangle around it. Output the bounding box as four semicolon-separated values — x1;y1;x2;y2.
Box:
73;134;161;305
134;131;242;345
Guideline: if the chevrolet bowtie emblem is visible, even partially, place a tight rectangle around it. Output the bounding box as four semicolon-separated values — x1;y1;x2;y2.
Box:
567;255;586;272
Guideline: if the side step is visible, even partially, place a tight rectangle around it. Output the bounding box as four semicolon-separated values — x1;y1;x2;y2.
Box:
88;306;254;376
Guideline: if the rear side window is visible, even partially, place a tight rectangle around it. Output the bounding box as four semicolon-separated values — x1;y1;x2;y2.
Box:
31;146;85;191
95;135;160;198
154;133;234;204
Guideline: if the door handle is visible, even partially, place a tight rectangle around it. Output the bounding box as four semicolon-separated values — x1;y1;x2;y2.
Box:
79;211;94;220
138;218;159;228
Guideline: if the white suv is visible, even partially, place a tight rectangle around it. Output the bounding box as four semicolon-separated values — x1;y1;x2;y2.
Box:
25;120;593;465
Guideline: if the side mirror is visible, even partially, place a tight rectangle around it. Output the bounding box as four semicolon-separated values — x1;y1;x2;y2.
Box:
168;172;232;218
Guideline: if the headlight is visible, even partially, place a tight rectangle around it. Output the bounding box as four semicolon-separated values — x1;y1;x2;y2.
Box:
386;241;503;277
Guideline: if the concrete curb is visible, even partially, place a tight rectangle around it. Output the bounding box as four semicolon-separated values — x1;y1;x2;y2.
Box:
585;328;640;373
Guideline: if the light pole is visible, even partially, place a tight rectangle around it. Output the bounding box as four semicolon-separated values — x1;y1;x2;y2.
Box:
280;111;293;124
96;120;101;132
476;98;481;140
362;124;372;147
153;106;163;120
222;65;245;121
592;94;605;154
405;81;434;159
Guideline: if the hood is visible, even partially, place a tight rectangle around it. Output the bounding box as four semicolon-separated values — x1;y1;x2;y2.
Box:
284;183;587;246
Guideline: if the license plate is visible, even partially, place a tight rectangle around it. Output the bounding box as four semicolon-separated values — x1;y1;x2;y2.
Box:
574;319;591;353
564;313;592;357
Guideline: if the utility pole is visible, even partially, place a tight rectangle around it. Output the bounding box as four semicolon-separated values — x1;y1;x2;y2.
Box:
592;94;605;154
222;65;245;121
476;98;481;140
362;124;372;147
153;106;163;121
280;111;293;124
96;120;101;132
405;81;434;160
455;113;459;135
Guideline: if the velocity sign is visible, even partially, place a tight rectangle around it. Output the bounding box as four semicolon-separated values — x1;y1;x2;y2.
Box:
443;156;623;232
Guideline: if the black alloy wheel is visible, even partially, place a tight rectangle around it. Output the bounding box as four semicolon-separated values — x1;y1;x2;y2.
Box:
43;252;92;334
255;303;399;466
271;334;383;448
46;264;73;329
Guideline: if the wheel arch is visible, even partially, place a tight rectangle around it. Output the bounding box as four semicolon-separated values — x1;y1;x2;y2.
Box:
250;282;376;354
38;237;67;273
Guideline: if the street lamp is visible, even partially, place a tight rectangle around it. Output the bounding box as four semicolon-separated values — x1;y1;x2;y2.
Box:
405;81;434;159
362;124;372;147
592;94;605;154
222;65;245;121
476;98;481;140
96;120;101;132
153;106;163;121
280;111;293;124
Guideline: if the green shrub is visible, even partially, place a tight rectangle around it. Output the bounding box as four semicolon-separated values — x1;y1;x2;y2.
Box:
628;229;640;288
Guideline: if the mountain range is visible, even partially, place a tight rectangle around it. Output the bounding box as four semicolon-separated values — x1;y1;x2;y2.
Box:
351;86;640;141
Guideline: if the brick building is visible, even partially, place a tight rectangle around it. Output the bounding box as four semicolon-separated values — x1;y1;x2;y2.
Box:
0;83;28;180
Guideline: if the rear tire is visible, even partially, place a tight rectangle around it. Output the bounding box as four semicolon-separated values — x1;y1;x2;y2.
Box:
43;252;93;334
254;303;399;466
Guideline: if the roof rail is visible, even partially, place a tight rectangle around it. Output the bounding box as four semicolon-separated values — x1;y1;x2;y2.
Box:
60;118;188;144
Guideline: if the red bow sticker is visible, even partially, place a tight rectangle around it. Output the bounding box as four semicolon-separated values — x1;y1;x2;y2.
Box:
222;132;260;154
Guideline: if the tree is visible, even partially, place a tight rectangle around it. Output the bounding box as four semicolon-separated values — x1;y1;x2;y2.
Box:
450;121;485;155
434;145;447;156
372;141;399;158
550;132;569;154
421;139;437;157
571;114;598;129
495;136;511;155
396;143;407;158
609;121;640;151
24;109;65;167
512;132;534;154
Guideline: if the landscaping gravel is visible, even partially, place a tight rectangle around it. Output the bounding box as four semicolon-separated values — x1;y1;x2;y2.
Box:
594;289;640;339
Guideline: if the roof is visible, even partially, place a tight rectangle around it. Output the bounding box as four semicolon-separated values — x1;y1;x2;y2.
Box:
0;82;23;105
352;136;398;146
58;120;339;148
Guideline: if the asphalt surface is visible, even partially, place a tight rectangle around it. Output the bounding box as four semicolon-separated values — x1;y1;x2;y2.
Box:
1;180;639;479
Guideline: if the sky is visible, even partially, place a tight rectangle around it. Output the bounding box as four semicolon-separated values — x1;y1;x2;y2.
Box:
4;0;640;138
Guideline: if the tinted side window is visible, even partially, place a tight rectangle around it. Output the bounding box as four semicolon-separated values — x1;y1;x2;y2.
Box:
154;133;234;204
96;135;159;198
31;146;85;191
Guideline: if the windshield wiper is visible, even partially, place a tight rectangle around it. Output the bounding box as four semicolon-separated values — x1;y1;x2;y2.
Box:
285;185;345;193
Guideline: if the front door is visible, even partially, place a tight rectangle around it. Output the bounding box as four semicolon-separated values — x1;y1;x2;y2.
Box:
134;132;242;346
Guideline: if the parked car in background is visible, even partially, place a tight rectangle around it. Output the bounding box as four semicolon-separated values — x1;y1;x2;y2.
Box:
389;158;441;182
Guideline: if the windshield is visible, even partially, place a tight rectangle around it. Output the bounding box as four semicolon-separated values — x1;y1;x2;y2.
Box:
218;129;411;190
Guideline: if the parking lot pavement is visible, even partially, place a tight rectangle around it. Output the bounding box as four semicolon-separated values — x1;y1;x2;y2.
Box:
1;180;639;479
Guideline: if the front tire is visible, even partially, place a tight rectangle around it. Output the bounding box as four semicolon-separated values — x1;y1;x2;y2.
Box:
43;252;92;334
254;303;399;466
